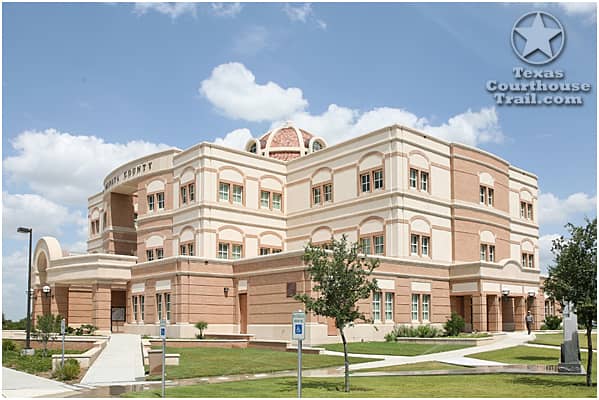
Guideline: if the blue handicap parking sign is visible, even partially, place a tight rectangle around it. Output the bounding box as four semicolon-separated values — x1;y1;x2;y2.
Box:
295;324;302;335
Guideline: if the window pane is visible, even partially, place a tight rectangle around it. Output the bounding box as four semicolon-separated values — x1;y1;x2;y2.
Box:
409;169;417;188
189;184;195;201
218;243;229;259
324;184;332;202
488;188;494;206
260;248;270;255
156;294;162;321
146;249;154;261
385;292;393;321
156;248;164;259
312;187;321;205
157;192;165;209
188;243;194;256
359;237;371;255
411;294;419;321
181;186;187;204
261;191;270;208
520;202;526;218
480;186;486;203
233;185;243;204
165;293;171;321
374;235;384;255
361;173;370;192
522;254;528;267
529;254;534;268
422;294;430;321
411;234;419;255
374;169;384;190
421;236;429;256
527;204;533;219
232;244;242;259
147;195;155;211
480;244;487;261
219;183;230;201
272;193;282;210
180;245;186;255
140;296;145;320
420;172;428;191
372;292;381;321
489;246;495;262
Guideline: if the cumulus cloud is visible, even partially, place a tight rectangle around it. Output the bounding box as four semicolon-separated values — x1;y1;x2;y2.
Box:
210;2;243;18
213;128;253;150
133;3;197;19
539;233;560;272
2;250;28;319
200;62;308;122
538;192;597;225
3;129;170;206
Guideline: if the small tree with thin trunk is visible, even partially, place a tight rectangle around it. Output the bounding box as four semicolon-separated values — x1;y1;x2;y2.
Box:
34;314;62;356
295;235;379;392
544;218;596;387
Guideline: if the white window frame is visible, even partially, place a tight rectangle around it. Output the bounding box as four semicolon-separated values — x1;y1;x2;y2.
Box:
372;292;381;322
411;294;419;321
420;171;428;191
218;243;229;259
219;182;230;202
422;294;430;322
374;235;384;255
385;292;393;322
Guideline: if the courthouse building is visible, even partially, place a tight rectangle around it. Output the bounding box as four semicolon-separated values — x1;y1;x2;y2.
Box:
31;122;542;344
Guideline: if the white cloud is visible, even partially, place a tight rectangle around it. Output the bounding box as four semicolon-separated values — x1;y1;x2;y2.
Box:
133;3;197;19
2;192;76;240
2;250;28;319
213;128;253;150
539;233;560;273
210;3;243;18
538;192;597;225
200;62;308;122
3;129;170;206
559;3;596;21
283;3;313;22
233;26;270;56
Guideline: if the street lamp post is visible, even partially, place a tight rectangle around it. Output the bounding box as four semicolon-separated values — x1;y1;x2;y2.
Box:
17;226;34;355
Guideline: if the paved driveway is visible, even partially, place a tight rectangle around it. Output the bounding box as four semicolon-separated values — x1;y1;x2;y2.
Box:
2;367;80;398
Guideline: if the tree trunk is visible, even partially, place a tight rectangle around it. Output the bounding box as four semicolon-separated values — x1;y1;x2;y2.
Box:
586;323;593;387
340;329;350;392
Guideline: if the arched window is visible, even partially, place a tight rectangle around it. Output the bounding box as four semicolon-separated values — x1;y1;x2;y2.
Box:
249;143;257;153
312;141;323;152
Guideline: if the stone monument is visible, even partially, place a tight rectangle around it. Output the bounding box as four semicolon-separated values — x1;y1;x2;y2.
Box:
558;301;582;373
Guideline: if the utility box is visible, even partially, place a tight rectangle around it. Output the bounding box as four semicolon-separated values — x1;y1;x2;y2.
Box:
148;349;163;375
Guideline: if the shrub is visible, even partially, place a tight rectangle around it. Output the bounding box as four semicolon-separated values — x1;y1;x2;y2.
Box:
195;321;208;339
388;324;442;339
416;324;442;338
384;331;397;342
52;359;80;381
444;312;466;336
3;339;17;352
542;315;562;330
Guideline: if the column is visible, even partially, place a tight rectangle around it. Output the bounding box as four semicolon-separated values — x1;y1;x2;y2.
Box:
464;296;473;332
532;293;545;330
92;283;111;332
487;295;502;332
472;294;487;332
514;296;526;330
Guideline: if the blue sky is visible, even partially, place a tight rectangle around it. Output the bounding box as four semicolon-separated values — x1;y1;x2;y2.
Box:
2;2;597;319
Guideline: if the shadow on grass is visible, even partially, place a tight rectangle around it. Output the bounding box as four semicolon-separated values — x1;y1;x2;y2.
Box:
279;379;374;393
512;356;556;362
512;376;596;388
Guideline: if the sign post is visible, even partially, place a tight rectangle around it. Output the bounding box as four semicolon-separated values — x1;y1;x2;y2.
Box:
60;318;66;368
292;310;305;398
160;319;166;398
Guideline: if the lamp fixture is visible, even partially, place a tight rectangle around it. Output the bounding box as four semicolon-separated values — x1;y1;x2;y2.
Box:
223;287;229;296
528;291;536;297
502;289;510;296
42;285;51;297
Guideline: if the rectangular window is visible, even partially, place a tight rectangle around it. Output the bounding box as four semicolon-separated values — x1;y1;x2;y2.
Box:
312;187;321;205
373;169;384;190
360;173;370;193
522;253;528;268
165;293;171;321
157;192;165;209
372;292;381;321
180;245;186;255
156;248;164;259
188;243;194;256
272;192;282;210
385;292;393;321
260;247;270;256
421;236;430;257
132;296;138;321
218;243;229;259
261;190;271;208
480;186;486;204
520;202;526;218
219;182;230;201
528;254;534;269
411;234;419;255
232;185;243;204
374;235;384;255
146;249;154;262
232;244;243;260
409;168;418;188
422;294;430;321
324;184;332;202
480;244;487;261
156;293;162;321
487;188;494;206
527;203;533;220
140;296;145;321
359;237;371;255
147;195;155;211
181;186;187;204
420;171;428;191
411;294;419;321
489;245;495;262
189;184;195;202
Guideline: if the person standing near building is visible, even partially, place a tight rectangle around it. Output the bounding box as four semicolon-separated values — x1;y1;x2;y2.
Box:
525;311;534;334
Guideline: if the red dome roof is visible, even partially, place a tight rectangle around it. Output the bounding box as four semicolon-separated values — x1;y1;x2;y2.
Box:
247;122;326;161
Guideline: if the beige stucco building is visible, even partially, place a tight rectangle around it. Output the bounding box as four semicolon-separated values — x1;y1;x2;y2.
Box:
32;122;543;345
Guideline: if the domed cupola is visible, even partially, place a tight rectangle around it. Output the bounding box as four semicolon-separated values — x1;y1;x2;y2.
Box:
245;121;327;161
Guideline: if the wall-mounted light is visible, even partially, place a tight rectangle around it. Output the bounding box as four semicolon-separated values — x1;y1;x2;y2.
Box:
502;289;510;297
42;285;51;298
528;291;536;298
223;287;229;297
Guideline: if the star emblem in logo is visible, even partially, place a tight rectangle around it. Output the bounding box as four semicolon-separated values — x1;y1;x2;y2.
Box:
511;11;565;65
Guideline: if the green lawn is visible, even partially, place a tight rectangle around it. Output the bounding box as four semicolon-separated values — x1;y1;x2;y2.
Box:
2;341;82;375
150;347;376;380
532;333;597;349
470;345;596;370
359;361;471;373
123;374;597;397
322;341;473;356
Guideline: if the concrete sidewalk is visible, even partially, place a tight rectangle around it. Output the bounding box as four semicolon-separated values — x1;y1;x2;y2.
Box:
80;333;145;386
2;367;82;398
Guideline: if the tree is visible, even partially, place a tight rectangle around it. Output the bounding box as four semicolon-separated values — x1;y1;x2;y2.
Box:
295;235;380;392
544;218;596;387
195;321;208;339
34;314;62;355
